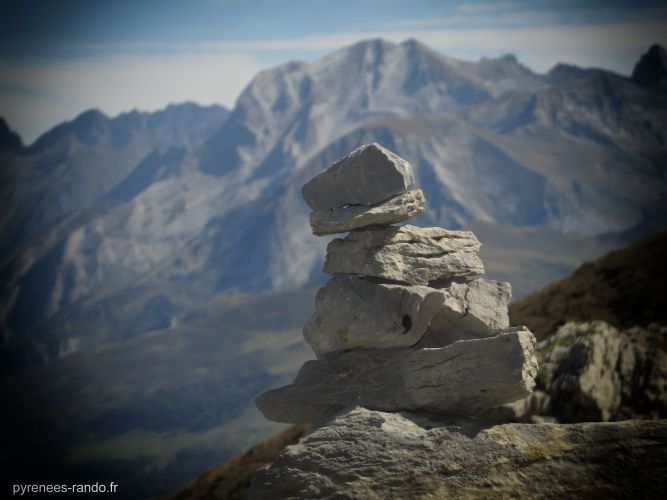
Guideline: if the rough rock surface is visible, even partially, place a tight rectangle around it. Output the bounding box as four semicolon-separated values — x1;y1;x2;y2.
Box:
309;189;425;236
482;390;555;424
484;321;667;424
324;225;484;285
303;276;446;357
256;328;537;424
302;143;415;211
418;279;511;347
248;407;667;499
543;321;667;422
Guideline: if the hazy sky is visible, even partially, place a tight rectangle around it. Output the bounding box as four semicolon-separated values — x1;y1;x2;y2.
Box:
2;0;666;143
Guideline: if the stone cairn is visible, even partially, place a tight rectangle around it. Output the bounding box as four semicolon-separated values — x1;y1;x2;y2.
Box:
256;143;538;424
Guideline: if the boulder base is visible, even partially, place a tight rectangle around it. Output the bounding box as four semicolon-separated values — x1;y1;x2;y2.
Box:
249;407;667;499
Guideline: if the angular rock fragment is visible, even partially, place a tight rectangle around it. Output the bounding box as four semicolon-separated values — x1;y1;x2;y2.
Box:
303;275;446;357
256;327;538;424
545;321;667;423
417;279;511;348
302;143;415;211
324;225;484;285
309;189;425;236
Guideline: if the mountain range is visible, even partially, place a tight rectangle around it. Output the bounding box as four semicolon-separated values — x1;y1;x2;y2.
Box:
2;39;666;369
2;38;667;498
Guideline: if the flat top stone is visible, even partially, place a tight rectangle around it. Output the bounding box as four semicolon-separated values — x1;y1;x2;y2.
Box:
324;224;484;285
301;143;415;211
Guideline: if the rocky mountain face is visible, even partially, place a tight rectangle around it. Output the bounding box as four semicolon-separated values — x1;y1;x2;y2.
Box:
632;44;667;88
0;118;23;153
2;41;666;369
0;103;229;252
0;102;231;368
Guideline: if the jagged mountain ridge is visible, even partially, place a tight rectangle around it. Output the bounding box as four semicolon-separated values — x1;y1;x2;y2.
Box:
632;44;667;88
199;38;547;179
0;102;230;253
2;39;667;367
0;118;23;153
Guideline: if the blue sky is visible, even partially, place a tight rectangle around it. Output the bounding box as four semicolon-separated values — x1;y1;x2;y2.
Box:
2;0;666;143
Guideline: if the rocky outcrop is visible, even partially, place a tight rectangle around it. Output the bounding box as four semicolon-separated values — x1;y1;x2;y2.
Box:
248;407;667;499
485;321;667;424
543;321;667;422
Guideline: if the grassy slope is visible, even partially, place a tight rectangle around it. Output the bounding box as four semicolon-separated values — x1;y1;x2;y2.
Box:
167;423;313;500
509;231;667;340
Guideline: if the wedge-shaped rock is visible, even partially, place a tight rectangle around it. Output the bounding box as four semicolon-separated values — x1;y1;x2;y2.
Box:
309;189;425;236
417;279;511;348
303;276;446;357
256;327;537;424
324;225;484;284
302;143;415;211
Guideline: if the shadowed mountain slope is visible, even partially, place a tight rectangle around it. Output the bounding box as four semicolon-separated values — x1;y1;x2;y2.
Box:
510;231;667;340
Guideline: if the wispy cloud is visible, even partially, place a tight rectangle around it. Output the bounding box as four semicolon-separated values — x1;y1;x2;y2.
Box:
59;19;667;66
2;4;666;143
456;1;525;14
0;52;263;144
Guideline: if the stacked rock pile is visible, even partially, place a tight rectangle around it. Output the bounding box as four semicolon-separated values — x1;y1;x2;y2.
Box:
256;143;538;424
